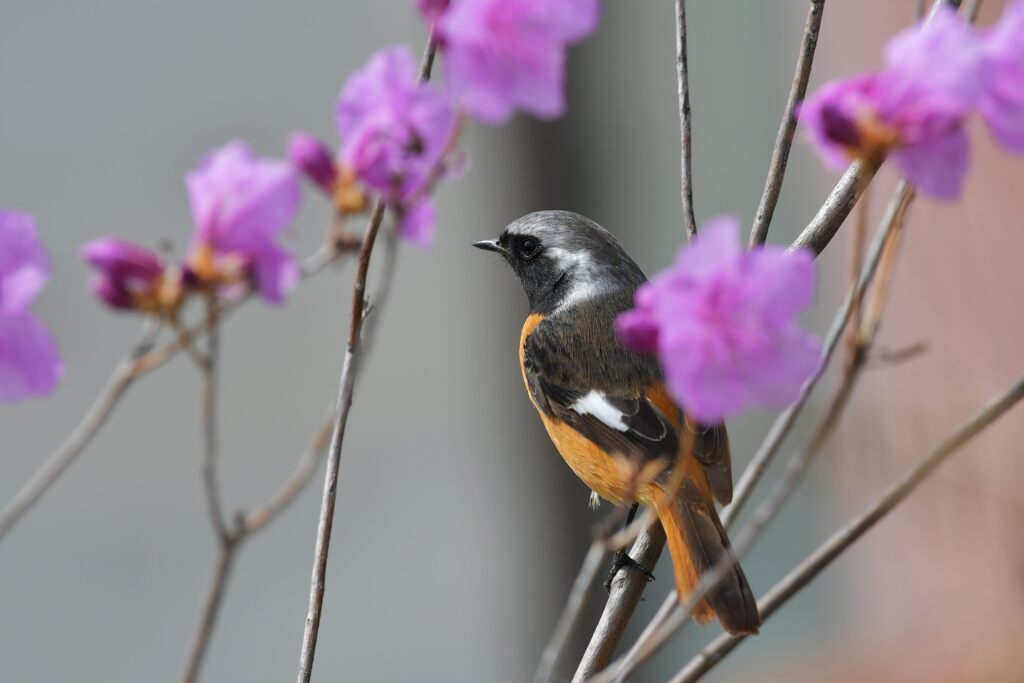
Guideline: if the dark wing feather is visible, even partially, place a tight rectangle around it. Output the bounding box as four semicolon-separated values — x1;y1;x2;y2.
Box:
524;313;678;464
692;423;734;505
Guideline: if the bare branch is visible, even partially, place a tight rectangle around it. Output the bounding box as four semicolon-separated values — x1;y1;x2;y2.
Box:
749;0;826;247
572;526;665;681
670;373;1024;682
295;37;439;683
0;320;160;542
180;539;239;683
675;0;697;239
199;298;229;542
790;160;879;256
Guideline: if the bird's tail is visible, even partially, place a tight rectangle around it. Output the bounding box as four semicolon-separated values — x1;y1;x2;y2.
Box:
655;478;761;635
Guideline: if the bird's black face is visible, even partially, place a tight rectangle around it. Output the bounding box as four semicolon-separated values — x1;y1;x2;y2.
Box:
473;210;648;315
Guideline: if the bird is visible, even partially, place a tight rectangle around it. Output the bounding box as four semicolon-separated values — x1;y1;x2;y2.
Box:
473;210;760;635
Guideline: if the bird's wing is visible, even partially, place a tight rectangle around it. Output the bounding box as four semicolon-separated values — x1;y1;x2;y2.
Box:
523;320;679;464
525;314;734;503
692;422;734;506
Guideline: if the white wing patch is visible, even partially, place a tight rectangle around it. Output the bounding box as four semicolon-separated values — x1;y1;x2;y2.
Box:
572;390;629;432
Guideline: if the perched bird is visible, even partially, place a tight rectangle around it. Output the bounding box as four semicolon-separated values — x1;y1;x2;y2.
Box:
473;210;760;635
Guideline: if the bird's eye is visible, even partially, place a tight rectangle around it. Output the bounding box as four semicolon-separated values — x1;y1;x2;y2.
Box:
520;238;541;260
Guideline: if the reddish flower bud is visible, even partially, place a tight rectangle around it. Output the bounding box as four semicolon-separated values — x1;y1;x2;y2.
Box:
288;132;337;195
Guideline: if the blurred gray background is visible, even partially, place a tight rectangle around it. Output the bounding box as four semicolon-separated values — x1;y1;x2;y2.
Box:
5;1;1022;682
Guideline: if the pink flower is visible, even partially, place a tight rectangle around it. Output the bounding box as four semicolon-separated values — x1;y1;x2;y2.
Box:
0;211;63;401
287;132;338;195
617;217;820;423
186;141;301;303
436;0;599;124
81;238;167;311
979;0;1024;152
799;7;984;198
335;46;456;246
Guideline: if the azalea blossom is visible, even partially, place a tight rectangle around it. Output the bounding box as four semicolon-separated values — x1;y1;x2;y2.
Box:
617;217;820;423
435;0;600;124
81;238;176;312
979;0;1024;152
335;46;456;246
186;141;302;303
799;3;1024;198
799;7;983;197
0;211;63;401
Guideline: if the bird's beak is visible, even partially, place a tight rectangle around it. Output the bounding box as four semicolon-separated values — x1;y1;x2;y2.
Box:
472;239;507;256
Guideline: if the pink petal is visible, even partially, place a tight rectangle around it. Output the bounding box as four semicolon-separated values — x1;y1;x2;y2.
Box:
882;6;985;117
0;211;49;315
980;0;1024;152
737;325;821;409
287;131;337;194
674;215;743;281
616;302;659;354
739;246;817;323
891;125;970;199
251;241;300;305
398;199;437;248
0;311;63;402
186;141;301;248
81;238;163;284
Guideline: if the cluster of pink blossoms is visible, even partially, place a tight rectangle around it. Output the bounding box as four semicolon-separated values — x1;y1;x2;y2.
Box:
290;0;600;245
2;0;603;402
799;2;1024;198
83;141;303;314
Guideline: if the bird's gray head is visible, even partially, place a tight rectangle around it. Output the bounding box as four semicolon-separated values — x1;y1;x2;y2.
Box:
473;210;647;314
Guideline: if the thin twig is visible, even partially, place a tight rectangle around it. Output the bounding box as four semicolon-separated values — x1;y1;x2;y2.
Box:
588;181;915;683
534;543;609;683
199;298;229;542
844;168;872;366
180;539;239;683
295;201;386;683
749;0;826;247
674;0;697;239
0;320;160;542
791;160;879;256
670;373;1024;682
295;38;439;683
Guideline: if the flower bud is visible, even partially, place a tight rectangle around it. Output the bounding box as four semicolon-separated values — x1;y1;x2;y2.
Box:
288;132;337;195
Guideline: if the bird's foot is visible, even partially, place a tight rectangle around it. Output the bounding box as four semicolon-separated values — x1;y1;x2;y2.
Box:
603;549;654;593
